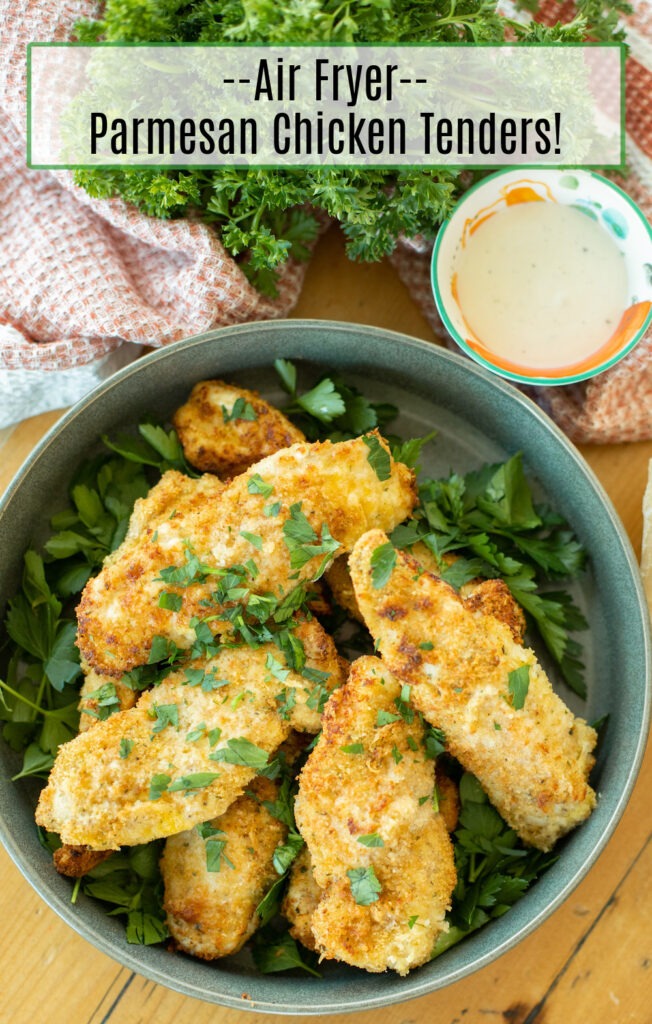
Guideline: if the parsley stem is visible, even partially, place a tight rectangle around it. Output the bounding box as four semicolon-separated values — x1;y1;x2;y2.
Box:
0;678;58;718
70;877;82;904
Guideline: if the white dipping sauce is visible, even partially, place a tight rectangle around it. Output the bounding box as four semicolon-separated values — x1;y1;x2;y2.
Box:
455;202;629;369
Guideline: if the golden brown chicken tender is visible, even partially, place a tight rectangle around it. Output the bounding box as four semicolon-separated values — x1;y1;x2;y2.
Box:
293;656;456;975
161;775;287;959
36;620;345;850
349;531;597;852
173;380;305;477
327;545;526;643
77;433;416;677
282;847;323;954
52;844;113;878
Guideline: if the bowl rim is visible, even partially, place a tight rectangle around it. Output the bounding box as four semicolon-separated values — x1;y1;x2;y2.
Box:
430;167;652;387
0;318;650;1014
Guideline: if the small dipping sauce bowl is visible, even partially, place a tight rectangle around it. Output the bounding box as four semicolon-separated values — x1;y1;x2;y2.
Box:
432;168;652;386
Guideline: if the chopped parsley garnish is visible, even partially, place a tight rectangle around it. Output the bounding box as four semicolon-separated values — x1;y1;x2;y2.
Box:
167;772;221;793
119;738;134;759
147;635;183;667
341;742;364;754
81;682;121;722
391;745;403;764
362;435;391;481
158;591;183;612
375;709;400;728
148;773;171;800
210;737;270;770
274;686;297;720
222;397;257;423
508;665;531;711
148;703;179;736
419;641;434;651
248;474;275;498
357;833;384;848
282;502;340;575
347;865;382;905
370;542;396;589
186;722;207;742
263;501;282;517
272;831;304;875
240;531;263;550
196;823;234;872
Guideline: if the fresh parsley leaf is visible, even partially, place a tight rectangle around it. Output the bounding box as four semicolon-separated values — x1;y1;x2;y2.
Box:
222;397;257;423
363;435;391;481
148;703;179;735
274;358;297;395
210;737;269;770
370;542;396;589
248;473;274;498
347;865;382;905
149;773;171;800
158;591;182;612
167;772;221;793
119;737;134;758
357;833;384;848
252;929;321;977
341;742;364;754
375;709;400;727
264;501;282;517
240;530;263;550
294;378;346;424
391;431;436;470
273;831;304;875
507;665;531;711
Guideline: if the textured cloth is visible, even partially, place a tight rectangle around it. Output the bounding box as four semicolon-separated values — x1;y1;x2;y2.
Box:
0;0;309;427
1;1;651;440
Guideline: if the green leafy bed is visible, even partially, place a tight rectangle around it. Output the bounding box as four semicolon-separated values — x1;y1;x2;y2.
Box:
71;0;630;295
1;363;595;973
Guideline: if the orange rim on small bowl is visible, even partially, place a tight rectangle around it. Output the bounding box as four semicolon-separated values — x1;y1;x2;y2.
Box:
431;169;652;387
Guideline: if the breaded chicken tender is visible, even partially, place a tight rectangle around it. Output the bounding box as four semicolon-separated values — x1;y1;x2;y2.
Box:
125;470;224;541
349;531;597;852
77;433;416;677
282;847;322;953
173;380;305;477
161;775;287;959
327;545;526;643
52;844;113;878
294;656;456;975
36;621;345;850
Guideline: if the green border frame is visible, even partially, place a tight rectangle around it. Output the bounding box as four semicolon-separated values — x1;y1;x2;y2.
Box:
430;168;652;387
26;41;626;171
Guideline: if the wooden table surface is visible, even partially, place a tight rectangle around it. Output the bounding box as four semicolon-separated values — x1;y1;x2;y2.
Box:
1;227;651;1024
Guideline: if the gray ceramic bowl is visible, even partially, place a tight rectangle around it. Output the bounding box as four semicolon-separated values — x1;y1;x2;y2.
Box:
0;320;649;1015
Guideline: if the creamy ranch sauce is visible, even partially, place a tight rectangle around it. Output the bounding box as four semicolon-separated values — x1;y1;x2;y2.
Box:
455;202;629;369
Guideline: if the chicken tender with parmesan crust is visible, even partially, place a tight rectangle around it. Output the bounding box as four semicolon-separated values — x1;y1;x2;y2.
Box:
282;847;323;953
327;546;526;643
77;433;416;677
36;620;345;850
294;656;456;975
161;775;287;959
349;531;597;852
173;380;305;477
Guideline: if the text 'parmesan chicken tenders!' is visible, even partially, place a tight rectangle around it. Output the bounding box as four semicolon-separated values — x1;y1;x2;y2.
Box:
294;656;456;975
349;531;597;852
77;433;416;677
36;621;345;850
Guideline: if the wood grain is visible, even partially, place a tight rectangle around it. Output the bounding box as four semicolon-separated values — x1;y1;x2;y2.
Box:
1;226;651;1024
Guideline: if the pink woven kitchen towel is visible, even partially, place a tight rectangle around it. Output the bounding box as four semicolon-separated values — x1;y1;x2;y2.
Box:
1;1;651;441
0;0;310;427
391;0;652;445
